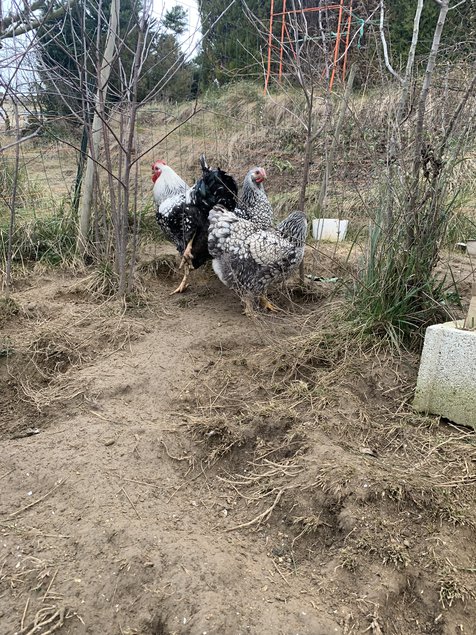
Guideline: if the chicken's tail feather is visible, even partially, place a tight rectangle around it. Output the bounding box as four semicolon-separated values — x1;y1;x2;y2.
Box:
200;154;209;172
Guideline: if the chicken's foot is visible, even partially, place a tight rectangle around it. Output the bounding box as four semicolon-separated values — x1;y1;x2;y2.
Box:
259;295;282;313
171;262;191;294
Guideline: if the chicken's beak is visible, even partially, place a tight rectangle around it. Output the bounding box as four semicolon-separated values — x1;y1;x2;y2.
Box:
152;164;162;182
255;168;267;183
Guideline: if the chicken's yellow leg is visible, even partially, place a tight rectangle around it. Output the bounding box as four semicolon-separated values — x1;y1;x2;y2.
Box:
171;262;191;294
242;297;256;318
179;235;195;270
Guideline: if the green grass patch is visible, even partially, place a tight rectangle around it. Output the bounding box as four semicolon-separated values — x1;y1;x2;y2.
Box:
0;208;77;267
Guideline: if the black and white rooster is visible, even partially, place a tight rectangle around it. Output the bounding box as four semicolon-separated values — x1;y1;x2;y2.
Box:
208;206;307;316
153;156;238;294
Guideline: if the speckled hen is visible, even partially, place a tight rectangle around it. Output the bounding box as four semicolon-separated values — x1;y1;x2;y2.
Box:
234;167;273;229
208;205;307;315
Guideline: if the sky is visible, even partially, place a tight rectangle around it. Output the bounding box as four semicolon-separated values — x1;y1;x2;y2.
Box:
154;0;202;57
1;0;203;93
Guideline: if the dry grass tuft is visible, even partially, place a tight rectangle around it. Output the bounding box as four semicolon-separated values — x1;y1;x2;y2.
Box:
438;564;476;609
137;254;177;279
0;297;20;328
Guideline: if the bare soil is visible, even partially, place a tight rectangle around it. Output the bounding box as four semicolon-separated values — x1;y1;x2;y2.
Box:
1;246;475;635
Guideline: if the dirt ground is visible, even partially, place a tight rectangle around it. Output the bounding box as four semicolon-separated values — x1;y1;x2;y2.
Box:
1;245;476;635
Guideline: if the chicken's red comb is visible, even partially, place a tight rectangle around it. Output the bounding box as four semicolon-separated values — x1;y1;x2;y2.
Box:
152;160;167;168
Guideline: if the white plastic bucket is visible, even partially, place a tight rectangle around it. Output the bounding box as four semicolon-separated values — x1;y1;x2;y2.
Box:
312;218;349;242
466;240;476;257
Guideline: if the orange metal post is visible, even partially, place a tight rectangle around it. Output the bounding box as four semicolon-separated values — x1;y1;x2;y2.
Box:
278;0;287;81
329;0;345;91
284;21;297;60
342;0;353;80
267;2;353;91
264;0;275;93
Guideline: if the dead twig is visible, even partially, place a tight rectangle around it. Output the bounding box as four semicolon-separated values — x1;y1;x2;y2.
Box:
273;559;291;586
121;477;160;488
363;616;383;635
41;569;58;603
160;439;191;463
120;486;142;520
21;597;30;631
9;480;67;518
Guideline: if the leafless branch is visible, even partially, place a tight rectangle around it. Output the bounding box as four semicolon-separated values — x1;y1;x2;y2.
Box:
379;0;402;83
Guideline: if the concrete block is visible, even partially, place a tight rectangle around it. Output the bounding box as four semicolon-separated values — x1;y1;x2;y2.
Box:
413;320;476;429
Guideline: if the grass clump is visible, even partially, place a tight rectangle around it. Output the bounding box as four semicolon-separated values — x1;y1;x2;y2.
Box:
350;225;454;348
0;209;77;267
348;181;461;349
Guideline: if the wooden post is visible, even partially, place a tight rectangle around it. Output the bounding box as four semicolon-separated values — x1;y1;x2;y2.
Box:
464;282;476;330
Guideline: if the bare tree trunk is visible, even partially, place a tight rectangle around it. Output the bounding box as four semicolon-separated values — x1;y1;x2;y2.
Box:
399;0;424;118
297;89;314;284
379;0;402;82
298;88;314;213
413;0;449;177
4;101;21;300
76;0;120;255
385;0;424;230
407;0;450;249
72;126;89;215
124;12;148;295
